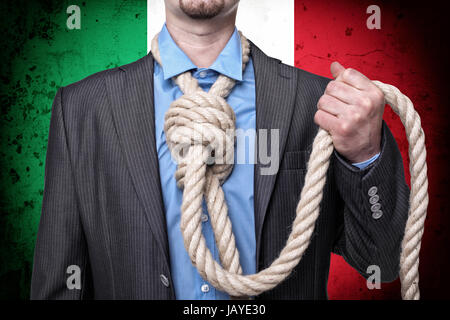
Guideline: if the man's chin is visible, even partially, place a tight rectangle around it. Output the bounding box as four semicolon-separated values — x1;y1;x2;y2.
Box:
179;0;225;20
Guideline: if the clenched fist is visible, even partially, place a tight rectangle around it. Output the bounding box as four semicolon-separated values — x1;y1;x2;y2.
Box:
314;62;385;163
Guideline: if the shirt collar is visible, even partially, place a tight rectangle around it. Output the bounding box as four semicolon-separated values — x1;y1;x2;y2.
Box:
157;24;243;81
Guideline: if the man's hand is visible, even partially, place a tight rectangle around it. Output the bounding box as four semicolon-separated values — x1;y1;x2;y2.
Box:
314;62;385;163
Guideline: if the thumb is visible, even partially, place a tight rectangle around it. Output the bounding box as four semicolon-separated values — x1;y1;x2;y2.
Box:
330;61;345;79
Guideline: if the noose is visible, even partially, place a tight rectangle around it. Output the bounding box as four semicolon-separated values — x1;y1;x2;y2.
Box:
151;32;428;300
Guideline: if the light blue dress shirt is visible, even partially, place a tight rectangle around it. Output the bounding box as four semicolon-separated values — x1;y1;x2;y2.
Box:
154;24;256;300
153;24;378;300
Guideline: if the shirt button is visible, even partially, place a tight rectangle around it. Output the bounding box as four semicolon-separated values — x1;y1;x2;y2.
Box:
368;186;378;197
371;203;382;212
201;214;209;222
201;284;210;293
369;195;379;204
199;71;207;78
372;210;383;220
160;274;170;288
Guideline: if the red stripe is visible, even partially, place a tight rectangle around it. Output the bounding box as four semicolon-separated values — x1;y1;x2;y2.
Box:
294;0;450;299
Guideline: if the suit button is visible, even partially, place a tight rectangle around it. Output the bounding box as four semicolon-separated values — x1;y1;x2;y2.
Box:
368;186;378;196
160;274;170;287
371;203;382;212
369;195;379;204
372;210;383;219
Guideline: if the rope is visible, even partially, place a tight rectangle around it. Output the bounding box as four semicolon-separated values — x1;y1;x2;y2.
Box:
151;32;428;300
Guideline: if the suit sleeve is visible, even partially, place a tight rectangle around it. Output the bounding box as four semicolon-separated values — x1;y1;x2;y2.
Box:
331;121;410;282
31;87;92;299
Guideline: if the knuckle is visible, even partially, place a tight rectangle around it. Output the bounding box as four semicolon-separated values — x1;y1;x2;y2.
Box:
314;110;322;124
326;81;336;93
339;121;351;136
318;94;331;107
343;68;355;80
352;111;362;123
317;95;325;108
359;96;372;109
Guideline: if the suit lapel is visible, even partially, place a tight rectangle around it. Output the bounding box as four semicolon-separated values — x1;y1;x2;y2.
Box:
250;42;298;268
105;53;170;265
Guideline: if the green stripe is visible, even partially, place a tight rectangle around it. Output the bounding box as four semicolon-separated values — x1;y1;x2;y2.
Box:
0;0;147;299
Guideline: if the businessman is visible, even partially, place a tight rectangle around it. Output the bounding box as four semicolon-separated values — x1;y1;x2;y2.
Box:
31;0;409;299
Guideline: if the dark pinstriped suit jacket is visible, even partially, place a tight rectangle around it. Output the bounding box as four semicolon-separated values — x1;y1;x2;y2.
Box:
31;41;409;300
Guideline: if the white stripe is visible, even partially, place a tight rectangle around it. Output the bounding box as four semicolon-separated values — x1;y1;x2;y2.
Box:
147;0;294;66
147;0;166;53
236;0;294;66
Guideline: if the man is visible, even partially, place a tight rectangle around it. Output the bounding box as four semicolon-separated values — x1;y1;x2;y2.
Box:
31;0;409;299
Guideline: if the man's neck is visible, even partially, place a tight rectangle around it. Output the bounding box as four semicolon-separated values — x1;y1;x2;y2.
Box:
165;14;236;68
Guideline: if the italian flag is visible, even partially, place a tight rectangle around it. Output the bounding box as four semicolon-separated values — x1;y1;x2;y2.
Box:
5;0;440;300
